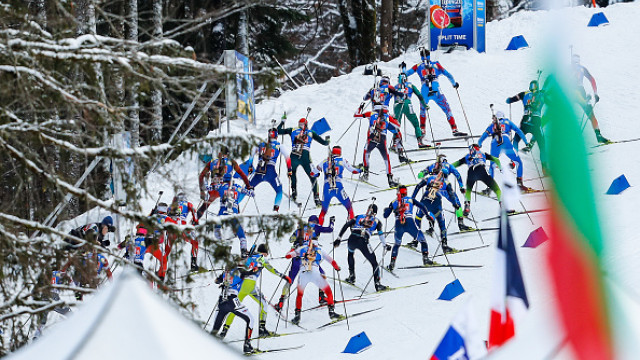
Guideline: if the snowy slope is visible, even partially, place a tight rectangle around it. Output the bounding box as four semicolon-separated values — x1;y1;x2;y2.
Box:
51;3;640;359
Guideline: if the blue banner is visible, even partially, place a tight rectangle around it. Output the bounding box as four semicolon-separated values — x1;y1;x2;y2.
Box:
311;117;332;136
235;52;255;124
428;0;485;53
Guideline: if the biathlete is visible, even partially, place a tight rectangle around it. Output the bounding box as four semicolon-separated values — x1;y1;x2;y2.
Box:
334;203;390;291
277;117;330;206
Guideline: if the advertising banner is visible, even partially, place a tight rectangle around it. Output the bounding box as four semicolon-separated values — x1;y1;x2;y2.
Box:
428;0;485;53
224;50;255;124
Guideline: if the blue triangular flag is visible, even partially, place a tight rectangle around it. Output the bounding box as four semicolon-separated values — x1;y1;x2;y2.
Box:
311;117;331;135
588;12;609;27
606;175;630;195
505;35;529;51
438;279;465;301
343;331;372;354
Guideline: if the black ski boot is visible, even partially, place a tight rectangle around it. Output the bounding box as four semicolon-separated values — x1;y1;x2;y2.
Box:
345;270;356;284
387;174;399;188
480;187;491;196
408;239;419;248
374;277;388;292
361;167;370;182
274;295;285;313
314;196;322;207
442;238;453;253
517;177;530;191
328;304;341;319
595;129;610;144
417;136;432;149
241;248;249;258
291;309;301;325
463;201;471;217
259;320;273;337
216;324;230;339
243;339;254;354
291;188;297;202
422;252;434;265
452;128;468;137
387;257;396;271
273;205;279;212
318;290;328;305
425;225;435;237
398;153;410;164
190;257;199;272
458;218;472;231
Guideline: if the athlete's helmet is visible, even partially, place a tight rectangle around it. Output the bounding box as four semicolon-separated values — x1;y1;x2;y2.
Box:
366;203;378;216
398;73;407;84
219;145;229;157
175;191;187;203
398;185;408;197
469;143;481;153
308;215;319;225
379;75;390;86
420;47;431;63
268;128;278;140
298;118;308;130
495;110;505;119
156;202;169;214
222;173;232;183
102;216;113;227
331;146;342;157
257;243;269;254
529;80;539;92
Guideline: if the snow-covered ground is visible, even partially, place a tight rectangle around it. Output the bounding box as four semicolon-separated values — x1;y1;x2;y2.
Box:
50;3;640;359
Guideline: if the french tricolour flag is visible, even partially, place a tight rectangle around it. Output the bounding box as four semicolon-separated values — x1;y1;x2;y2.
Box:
431;298;487;360
488;209;529;349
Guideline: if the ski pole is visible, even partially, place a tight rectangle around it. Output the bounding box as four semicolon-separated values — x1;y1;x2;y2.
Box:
425;107;440;156
359;246;387;298
455;88;474;138
301;176;319;216
335;267;350;330
204;298;220;330
336;117;359;144
352;115;363;180
529;152;549;202
519;200;535;225
272;262;292;334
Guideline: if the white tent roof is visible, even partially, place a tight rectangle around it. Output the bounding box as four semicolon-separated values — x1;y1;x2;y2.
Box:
9;270;244;360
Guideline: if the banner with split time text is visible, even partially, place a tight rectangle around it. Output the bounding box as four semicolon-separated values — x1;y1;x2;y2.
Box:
428;0;485;53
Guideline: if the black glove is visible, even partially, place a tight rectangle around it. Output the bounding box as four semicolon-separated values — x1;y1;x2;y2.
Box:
101;239;111;247
385;244;392;251
329;216;335;226
453;82;460;89
333;239;341;248
325;135;330;143
595;94;600;103
400;61;406;70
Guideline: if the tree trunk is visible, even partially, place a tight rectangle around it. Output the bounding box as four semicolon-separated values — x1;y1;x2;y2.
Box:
339;0;377;67
338;0;358;67
486;0;501;22
126;0;140;148
151;0;163;143
360;0;376;64
238;9;249;55
380;0;393;61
